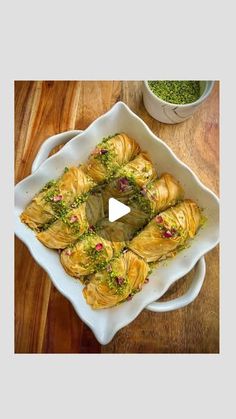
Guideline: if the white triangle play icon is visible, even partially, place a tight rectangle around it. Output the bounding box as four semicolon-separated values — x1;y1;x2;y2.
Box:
108;198;130;222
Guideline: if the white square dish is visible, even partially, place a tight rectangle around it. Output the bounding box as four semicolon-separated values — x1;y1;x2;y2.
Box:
14;102;219;345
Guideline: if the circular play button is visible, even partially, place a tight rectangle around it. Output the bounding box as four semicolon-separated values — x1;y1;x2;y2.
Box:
108;198;130;222
85;179;152;243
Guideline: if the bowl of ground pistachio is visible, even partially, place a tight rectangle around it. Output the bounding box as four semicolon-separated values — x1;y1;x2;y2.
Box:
142;80;215;124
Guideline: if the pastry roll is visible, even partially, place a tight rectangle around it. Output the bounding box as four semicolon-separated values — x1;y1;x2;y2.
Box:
115;151;157;188
129;200;201;263
81;133;140;183
20;167;95;230
102;152;157;209
116;207;150;231
36;194;104;249
122;172;184;226
60;219;134;278
101;152;157;231
60;173;185;272
145;173;184;214
103;172;184;232
83;251;149;309
83;201;201;309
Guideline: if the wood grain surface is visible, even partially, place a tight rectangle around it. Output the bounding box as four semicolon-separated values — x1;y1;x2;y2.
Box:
15;81;219;353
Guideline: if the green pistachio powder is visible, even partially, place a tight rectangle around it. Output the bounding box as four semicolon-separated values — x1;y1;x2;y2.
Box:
148;81;201;105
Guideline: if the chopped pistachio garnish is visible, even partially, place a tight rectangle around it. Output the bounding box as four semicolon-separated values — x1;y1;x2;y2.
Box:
106;270;128;295
40;179;58;194
99;133;120;144
72;192;89;207
39;217;57;231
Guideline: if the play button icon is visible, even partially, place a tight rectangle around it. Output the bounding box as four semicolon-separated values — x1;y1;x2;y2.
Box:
85;184;151;243
108;198;130;222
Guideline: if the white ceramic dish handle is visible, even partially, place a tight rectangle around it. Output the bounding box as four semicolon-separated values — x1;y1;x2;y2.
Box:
146;256;206;312
31;130;83;173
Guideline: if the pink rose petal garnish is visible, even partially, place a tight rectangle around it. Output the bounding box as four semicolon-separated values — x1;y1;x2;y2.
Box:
95;243;103;251
53;194;63;202
155;215;163;224
65;249;72;256
70;215;78;223
100;149;108;155
116;276;124;285
163;230;173;238
88;225;95;233
118;177;129;191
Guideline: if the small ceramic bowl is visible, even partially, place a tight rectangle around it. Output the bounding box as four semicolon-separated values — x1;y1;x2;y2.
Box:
142;81;215;124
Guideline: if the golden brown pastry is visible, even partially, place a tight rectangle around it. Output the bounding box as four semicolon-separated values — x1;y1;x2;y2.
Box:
83;251;149;309
20;130;204;313
115;151;157;188
83;200;202;310
129;200;201;263
102;172;184;233
145;173;184;215
102;152;157;209
81;133;140;183
36;194;104;249
20;134;139;231
20;167;95;230
60;219;135;279
60;173;185;275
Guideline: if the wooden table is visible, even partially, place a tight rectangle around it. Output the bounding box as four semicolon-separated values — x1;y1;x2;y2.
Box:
15;81;219;353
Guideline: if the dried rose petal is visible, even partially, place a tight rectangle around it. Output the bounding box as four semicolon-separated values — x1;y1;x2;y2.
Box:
116;276;124;285
53;194;63;202
118;177;129;191
65;249;72;256
100;149;108;155
70;215;78;223
95;243;103;251
155;215;163;224
163;230;173;238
